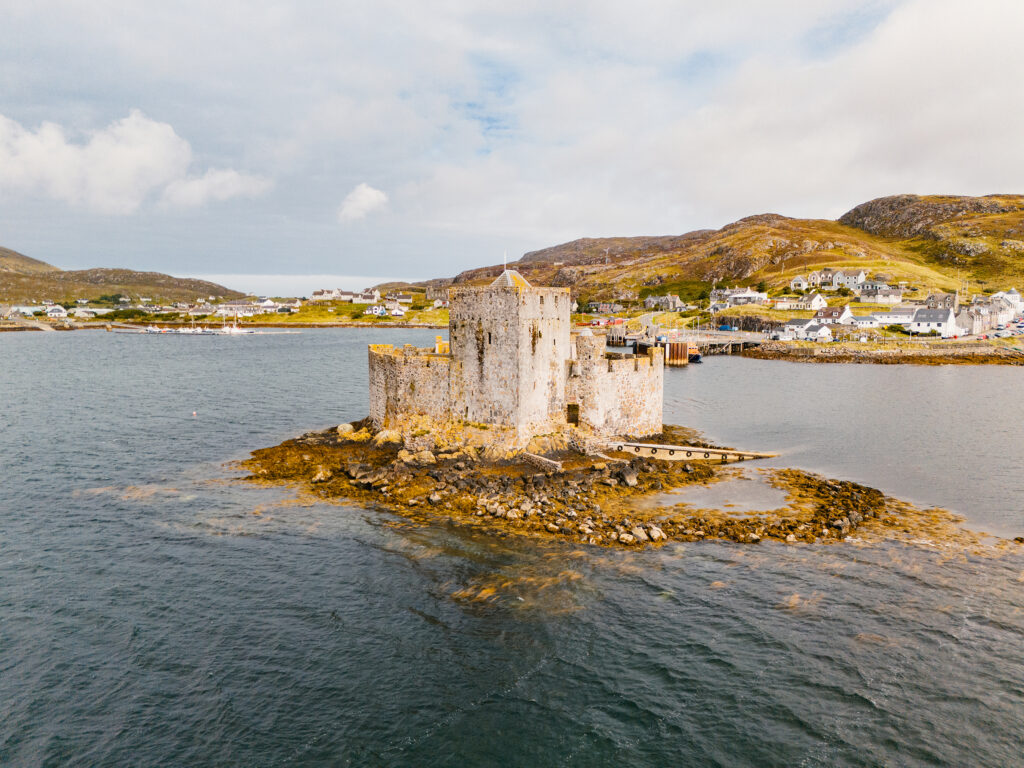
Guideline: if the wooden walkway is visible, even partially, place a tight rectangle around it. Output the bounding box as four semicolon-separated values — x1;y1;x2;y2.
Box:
609;441;777;463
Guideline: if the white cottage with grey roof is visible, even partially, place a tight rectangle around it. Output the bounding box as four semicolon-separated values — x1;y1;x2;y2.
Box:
911;308;958;337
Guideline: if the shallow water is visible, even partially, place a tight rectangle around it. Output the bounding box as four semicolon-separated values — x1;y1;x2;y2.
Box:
1;329;1023;766
650;468;791;514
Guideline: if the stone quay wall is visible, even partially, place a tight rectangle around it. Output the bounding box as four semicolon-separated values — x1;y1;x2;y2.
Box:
368;344;451;429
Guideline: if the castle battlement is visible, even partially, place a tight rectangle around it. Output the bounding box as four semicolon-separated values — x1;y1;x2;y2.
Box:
368;269;663;446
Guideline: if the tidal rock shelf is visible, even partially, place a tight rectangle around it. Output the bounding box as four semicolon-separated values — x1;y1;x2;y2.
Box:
237;422;980;549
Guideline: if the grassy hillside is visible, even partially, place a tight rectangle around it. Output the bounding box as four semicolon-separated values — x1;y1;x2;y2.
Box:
0;247;61;275
0;249;244;303
446;195;1024;302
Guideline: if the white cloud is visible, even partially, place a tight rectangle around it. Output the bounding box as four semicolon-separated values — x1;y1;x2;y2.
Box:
162;169;272;208
338;183;388;222
4;0;1024;276
0;110;270;214
394;0;1024;243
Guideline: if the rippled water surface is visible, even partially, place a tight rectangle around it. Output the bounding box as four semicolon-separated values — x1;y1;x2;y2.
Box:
2;330;1023;767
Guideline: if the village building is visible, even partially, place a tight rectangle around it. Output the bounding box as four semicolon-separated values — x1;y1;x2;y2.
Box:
770;296;802;311
782;318;833;341
368;270;664;446
643;294;685;311
806;267;866;291
833;269;866;289
310;289;357;302
851;315;881;329
873;307;917;328
925;292;959;311
990;289;1023;314
789;275;809;291
858;287;903;304
813;305;854;325
955;308;987;336
911;308;959;337
711;287;768;306
584;301;624;314
800;293;828;310
772;293;825;311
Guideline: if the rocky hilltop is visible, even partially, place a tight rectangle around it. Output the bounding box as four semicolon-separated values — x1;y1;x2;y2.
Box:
0;247;243;303
425;194;1024;302
839;194;1024;238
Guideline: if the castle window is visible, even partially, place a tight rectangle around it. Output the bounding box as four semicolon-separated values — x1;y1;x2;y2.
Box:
488;332;491;344
540;295;544;305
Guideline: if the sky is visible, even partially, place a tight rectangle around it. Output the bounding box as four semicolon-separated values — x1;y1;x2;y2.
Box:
2;0;1024;292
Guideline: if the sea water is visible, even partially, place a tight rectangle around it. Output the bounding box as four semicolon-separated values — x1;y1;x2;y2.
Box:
1;329;1022;767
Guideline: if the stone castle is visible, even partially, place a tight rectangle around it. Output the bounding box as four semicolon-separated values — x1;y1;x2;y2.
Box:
368;270;663;448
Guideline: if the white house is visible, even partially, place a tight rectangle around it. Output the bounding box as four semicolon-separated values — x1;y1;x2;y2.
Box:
364;304;388;317
806;270;829;288
790;275;809;291
910;308;958;337
991;289;1023;314
835;269;866;288
859;279;889;292
852;314;881;329
802;323;833;340
873;306;917;327
782;318;832;340
727;288;768;306
813;305;854;325
46;305;68;318
310;289;357;302
800;293;828;311
783;318;813;334
355;290;382;304
710;286;769;306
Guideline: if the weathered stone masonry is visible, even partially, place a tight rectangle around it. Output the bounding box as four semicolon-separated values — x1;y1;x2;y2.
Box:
368;270;663;445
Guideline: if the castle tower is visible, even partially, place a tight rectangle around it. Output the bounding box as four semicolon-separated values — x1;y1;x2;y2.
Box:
448;270;571;438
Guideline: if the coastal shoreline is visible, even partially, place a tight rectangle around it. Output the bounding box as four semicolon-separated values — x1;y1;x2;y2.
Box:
241;423;1011;551
743;340;1024;365
8;322;1024;367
